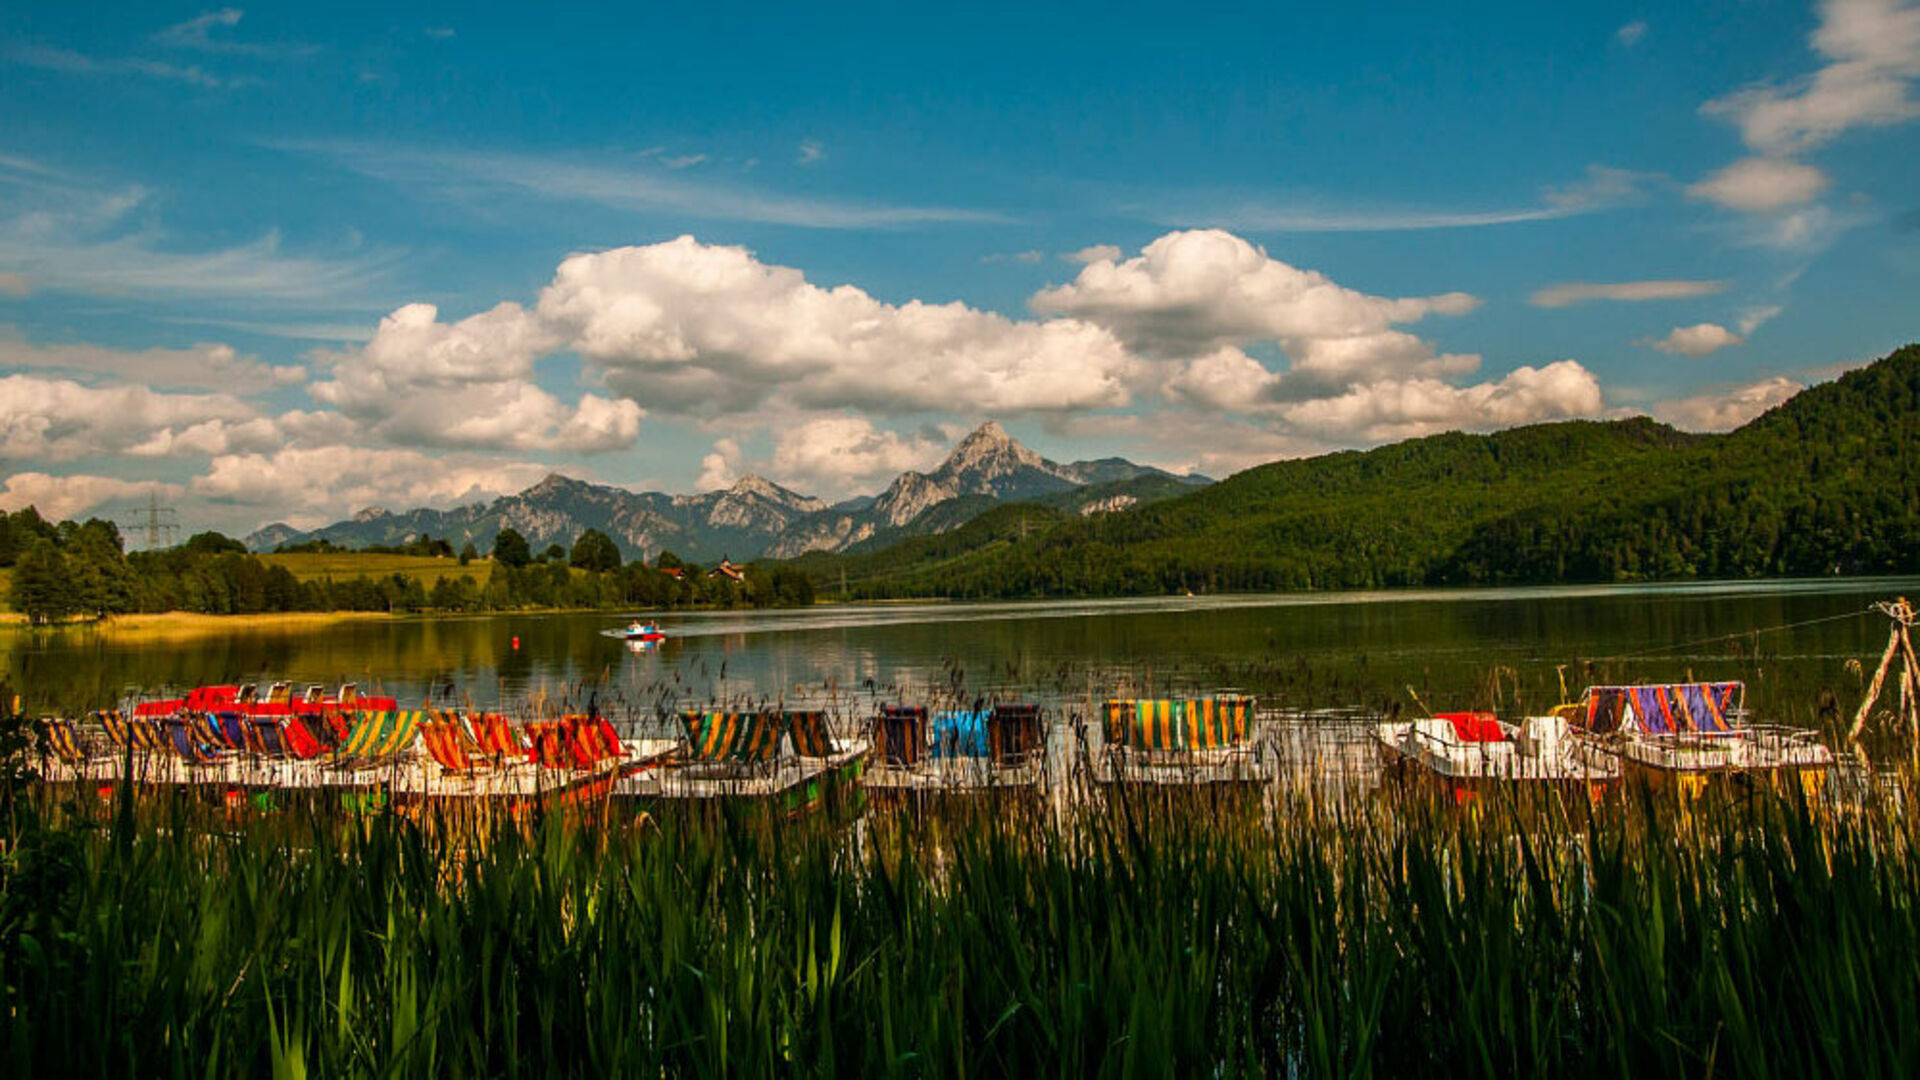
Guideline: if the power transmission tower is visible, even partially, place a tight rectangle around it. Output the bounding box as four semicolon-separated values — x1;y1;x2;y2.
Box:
121;491;180;551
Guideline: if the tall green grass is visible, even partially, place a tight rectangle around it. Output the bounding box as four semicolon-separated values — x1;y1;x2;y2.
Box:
1;782;1916;1076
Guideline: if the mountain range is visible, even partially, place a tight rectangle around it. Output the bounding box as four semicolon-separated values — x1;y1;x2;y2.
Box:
245;422;1208;561
793;343;1920;599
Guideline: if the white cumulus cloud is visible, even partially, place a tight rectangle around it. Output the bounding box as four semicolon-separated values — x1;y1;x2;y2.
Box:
1703;0;1920;156
0;374;260;461
310;301;643;453
696;437;744;490
538;236;1142;416
192;446;553;523
1653;376;1804;431
1030;229;1480;390
1640;323;1746;356
0;473;183;522
1690;0;1920;244
1165;348;1285;411
1686;156;1832;210
767;416;951;493
1279;361;1606;443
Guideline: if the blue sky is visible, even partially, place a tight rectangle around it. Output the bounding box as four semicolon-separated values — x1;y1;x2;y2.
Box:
2;1;1917;536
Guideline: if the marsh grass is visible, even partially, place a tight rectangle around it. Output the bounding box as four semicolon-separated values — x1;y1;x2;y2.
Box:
3;774;1918;1078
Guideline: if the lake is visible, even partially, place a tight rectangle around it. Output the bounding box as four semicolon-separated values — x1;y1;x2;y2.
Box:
7;577;1914;730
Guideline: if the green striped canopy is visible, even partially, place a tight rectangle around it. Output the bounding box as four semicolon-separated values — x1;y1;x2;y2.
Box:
1104;698;1252;751
681;711;783;764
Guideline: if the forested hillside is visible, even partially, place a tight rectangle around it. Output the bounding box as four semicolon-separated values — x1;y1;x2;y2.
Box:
797;344;1920;598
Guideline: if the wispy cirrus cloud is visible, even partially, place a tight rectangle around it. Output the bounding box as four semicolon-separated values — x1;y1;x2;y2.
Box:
282;141;1011;230
1;227;400;306
1152;164;1660;233
1529;279;1727;308
156;316;375;343
0;334;306;392
7;9;310;95
5;43;230;88
0;154;401;308
153;8;315;58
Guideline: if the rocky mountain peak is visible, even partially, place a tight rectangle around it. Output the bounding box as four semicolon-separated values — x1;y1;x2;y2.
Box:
522;472;580;498
720;474;826;512
351;506;389;522
938;421;1052;482
873;470;958;527
727;473;784;499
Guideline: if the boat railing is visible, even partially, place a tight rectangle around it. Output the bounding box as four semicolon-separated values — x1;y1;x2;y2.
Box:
1606;722;1834;771
1404;721;1510;757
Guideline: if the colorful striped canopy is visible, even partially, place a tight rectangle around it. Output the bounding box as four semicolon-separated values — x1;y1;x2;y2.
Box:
162;718;224;765
1102;698;1252;751
471;714;527;756
210;710;251;750
335;710;390;758
786;711;833;757
128;716;166;752
379;710;423;755
41;718;86;764
245;717;289;758
1583;683;1741;735
878;706;928;766
333;709;424;759
421;719;487;773
682;711;783;764
96;710;131;748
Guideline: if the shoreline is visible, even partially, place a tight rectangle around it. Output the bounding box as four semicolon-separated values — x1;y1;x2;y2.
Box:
1;573;1914;635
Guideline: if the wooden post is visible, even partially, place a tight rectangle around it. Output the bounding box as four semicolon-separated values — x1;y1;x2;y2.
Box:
1850;597;1919;758
1850;624;1903;742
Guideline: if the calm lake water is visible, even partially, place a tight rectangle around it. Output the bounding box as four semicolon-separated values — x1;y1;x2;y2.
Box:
6;578;1916;727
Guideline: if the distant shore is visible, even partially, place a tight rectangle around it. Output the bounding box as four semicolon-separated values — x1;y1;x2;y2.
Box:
0;610;400;635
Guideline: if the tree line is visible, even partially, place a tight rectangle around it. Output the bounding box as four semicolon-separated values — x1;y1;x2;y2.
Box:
1;512;813;624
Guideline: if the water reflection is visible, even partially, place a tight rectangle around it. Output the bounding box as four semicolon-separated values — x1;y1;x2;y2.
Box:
5;578;1914;724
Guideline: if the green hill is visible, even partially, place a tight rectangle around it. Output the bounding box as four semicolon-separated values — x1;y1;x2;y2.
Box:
795;344;1920;599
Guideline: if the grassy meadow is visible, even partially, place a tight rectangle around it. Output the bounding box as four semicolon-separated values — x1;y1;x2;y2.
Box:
2;780;1915;1077
258;552;491;587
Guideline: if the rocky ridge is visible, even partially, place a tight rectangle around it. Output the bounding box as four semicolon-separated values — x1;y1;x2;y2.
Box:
248;423;1205;562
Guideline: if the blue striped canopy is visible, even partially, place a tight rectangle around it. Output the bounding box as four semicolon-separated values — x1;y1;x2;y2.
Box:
1584;683;1740;735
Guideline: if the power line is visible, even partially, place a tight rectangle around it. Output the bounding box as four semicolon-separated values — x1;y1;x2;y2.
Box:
1592;606;1875;663
120;491;180;551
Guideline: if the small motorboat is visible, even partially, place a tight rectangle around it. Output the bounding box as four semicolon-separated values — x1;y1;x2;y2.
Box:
621;621;667;643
